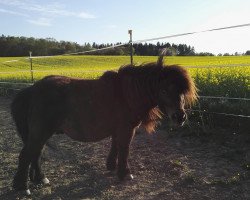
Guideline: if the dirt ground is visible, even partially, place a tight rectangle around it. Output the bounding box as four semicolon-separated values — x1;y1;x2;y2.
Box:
0;96;249;200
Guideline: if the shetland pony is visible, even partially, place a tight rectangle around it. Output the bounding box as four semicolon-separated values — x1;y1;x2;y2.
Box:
11;55;197;195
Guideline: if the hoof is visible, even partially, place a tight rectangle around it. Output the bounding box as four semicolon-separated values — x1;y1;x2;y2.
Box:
119;173;134;181
33;177;50;189
42;177;50;185
124;174;134;181
17;189;31;196
25;189;31;196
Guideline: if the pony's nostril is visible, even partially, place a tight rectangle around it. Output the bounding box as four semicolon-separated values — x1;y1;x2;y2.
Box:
177;113;186;122
183;113;187;121
171;112;186;124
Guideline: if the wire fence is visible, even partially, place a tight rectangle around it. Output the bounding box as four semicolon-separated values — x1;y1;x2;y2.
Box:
199;96;250;101
0;81;32;85
189;109;250;119
133;23;250;43
0;23;250;119
2;22;250;63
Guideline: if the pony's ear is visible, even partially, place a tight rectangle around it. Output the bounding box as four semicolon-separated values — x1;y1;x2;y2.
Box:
157;48;167;66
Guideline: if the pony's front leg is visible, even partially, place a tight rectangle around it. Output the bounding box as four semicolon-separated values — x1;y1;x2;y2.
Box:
117;129;135;181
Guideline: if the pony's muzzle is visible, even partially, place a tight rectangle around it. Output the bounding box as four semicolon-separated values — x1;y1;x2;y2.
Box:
171;112;187;126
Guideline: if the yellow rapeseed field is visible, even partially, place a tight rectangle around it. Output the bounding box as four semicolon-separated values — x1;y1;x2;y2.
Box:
0;55;249;98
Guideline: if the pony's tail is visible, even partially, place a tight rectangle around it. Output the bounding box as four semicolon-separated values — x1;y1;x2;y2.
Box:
11;86;33;144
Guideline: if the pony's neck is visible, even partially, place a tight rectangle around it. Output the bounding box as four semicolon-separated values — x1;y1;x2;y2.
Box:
120;71;159;120
117;64;163;131
137;78;158;109
127;76;161;132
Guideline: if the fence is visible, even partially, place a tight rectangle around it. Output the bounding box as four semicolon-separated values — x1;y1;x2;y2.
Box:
0;23;250;119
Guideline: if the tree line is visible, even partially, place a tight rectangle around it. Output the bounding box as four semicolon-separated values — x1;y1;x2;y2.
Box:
0;35;249;57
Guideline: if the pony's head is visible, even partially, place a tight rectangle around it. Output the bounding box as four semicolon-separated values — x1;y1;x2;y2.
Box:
157;55;198;127
117;53;198;132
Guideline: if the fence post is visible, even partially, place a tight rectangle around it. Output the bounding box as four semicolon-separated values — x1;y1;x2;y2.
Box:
29;51;34;83
128;30;133;65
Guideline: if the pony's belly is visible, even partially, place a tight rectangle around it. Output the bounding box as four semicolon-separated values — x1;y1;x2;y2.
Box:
62;123;111;142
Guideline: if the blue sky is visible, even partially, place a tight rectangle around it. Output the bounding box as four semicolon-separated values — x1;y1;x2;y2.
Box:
0;0;250;54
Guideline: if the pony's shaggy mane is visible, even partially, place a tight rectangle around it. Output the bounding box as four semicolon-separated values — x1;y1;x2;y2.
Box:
116;56;198;132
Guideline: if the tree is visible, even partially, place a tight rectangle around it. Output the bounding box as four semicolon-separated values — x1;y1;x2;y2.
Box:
245;50;250;55
165;47;177;56
0;35;199;57
176;44;195;56
197;52;214;56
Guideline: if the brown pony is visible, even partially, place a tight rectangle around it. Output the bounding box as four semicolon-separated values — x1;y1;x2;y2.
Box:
11;55;197;195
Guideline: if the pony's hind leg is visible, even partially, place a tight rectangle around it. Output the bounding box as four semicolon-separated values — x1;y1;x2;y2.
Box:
13;130;53;194
29;146;50;186
13;145;31;193
28;130;53;188
106;135;118;171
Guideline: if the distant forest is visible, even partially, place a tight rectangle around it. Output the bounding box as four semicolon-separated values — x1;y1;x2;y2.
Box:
0;35;249;57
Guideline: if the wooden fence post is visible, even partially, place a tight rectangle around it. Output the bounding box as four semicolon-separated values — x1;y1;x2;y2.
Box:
29;51;34;83
128;30;133;65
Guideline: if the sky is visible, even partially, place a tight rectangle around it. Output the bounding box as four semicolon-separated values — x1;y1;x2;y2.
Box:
0;0;250;54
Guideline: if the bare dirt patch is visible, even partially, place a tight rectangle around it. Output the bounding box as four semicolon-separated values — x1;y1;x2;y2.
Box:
0;97;249;200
